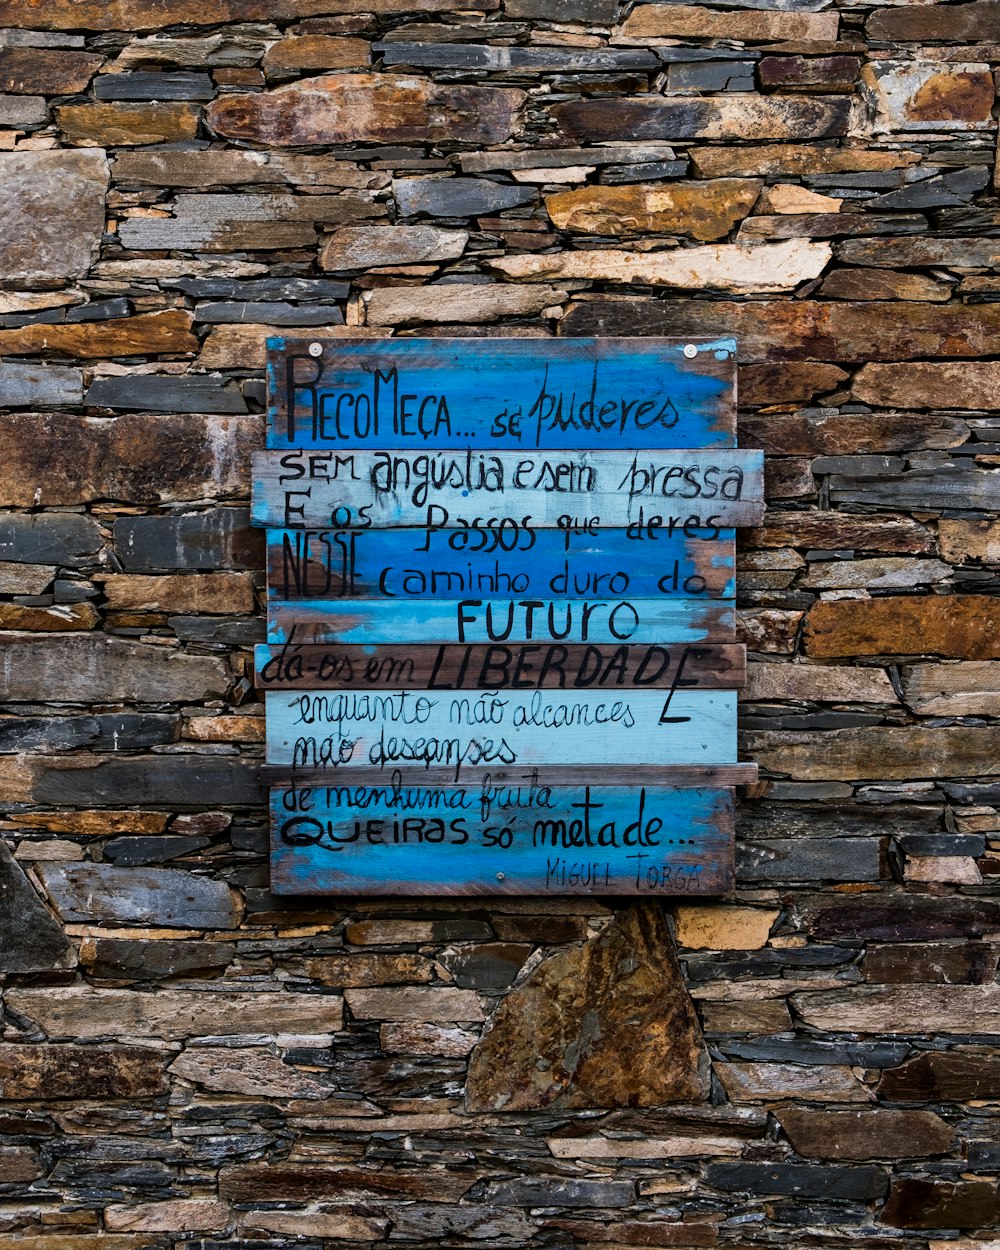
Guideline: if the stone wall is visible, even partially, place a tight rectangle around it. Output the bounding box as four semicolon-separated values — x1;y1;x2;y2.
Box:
1;1;999;1247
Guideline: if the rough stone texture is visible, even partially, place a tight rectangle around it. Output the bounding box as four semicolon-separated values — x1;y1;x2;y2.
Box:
804;596;1000;659
321;224;468;269
854;361;1000;410
208;73;525;145
554;95;851;143
544;180;761;241
0;838;69;972
0;150;108;284
37;863;238;929
777;1108;956;1160
0;1044;168;1099
466;905;709;1111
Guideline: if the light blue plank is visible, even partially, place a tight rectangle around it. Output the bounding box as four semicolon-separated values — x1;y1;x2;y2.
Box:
269;784;734;895
265;688;737;773
266;336;736;451
266;596;735;645
252;448;764;530
267;526;736;601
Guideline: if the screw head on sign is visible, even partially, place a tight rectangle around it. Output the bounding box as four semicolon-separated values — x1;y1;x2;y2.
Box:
683;343;698;359
496;872;505;881
308;342;323;357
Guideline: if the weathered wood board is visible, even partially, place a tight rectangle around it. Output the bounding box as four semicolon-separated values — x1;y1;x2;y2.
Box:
269;783;735;895
267;336;737;451
265;688;736;774
256;336;758;896
252;447;765;529
267;525;736;601
254;640;748;691
266;596;736;646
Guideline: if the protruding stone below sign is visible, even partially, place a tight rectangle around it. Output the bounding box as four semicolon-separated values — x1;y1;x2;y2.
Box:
0;149;108;284
466;904;709;1111
207;73;525;146
0;838;69;973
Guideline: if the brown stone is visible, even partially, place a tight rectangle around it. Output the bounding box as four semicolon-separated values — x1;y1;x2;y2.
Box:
901;661;1000;716
96;573;255;614
777;1108;955;1160
748;725;1000;781
865;941;1000;987
745;663;897;704
804;595;1000;659
0;1044;167;1100
365;283;568;325
58;102;201;145
700;998;792;1034
882;1179;1000;1230
737;609;803;654
6;0;491;22
0;48;105;94
113;149;387;190
105;1202;231;1234
746;511;933;554
797;895;1000;942
220;1163;475;1203
545;180;761;242
741;411;967;455
878;1049;1000;1100
208;73;524;145
794;984;1000;1035
344;987;484;1021
199;324;382;369
673;906;779;951
739;211;925;241
868;2;1000;43
940;518;1000;563
321;224;468;269
820;267;952;302
759;55;861;93
9;811;169;835
303;953;436;986
716;1062;866;1103
169;1047;333;1098
854;361;1000;410
184;715;264;743
380;1022;478;1056
0;602;97;631
562;296;1000;363
554;95;851;143
0;150;108;285
862;61;995;132
0;413;259;507
691;145;921;178
466;905;709;1112
739;363;849;407
616;6;839;41
0;311;195;360
263;35;370;71
240;1212;387;1240
6;986;344;1040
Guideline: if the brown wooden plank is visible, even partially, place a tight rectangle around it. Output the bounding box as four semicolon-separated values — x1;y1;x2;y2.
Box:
254;641;747;690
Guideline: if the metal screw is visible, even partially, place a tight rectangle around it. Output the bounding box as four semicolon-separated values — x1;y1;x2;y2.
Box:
308;342;323;357
496;872;505;881
683;343;698;359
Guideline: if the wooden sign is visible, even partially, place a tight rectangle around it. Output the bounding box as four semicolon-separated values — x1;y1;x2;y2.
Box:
253;336;762;896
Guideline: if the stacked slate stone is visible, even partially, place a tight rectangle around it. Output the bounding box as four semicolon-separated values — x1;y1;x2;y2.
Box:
0;0;999;1246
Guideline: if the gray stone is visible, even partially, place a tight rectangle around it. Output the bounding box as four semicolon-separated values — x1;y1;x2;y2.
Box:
81;937;234;979
165;277;349;300
0;149;108;284
0;635;228;703
169;616;265;645
86;374;248;413
103;836;212;867
667;60;756;91
485;1177;634;1207
0;512;103;567
738;839;881;882
94;71;215;100
0;561;54;593
0;713;178;753
0;94;46;125
601;160;688;183
320;224;468;269
0;838;68;972
65;297;131;323
870;166;990;211
193;301;345;326
706;1162;887;1201
114;509;262;572
376;43;657;71
32;756;262;807
0;361;83;407
37;863;238;929
393;177;536;218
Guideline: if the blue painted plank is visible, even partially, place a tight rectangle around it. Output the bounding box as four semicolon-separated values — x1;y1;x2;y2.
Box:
269;784;735;895
266;596;735;645
251;448;765;530
265;689;737;773
267;525;736;601
266;336;736;451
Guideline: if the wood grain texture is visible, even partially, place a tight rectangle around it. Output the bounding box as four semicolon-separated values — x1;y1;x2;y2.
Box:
254;641;747;691
268;783;735;896
267;525;736;601
265;688;737;773
251;448;765;530
266;335;737;450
